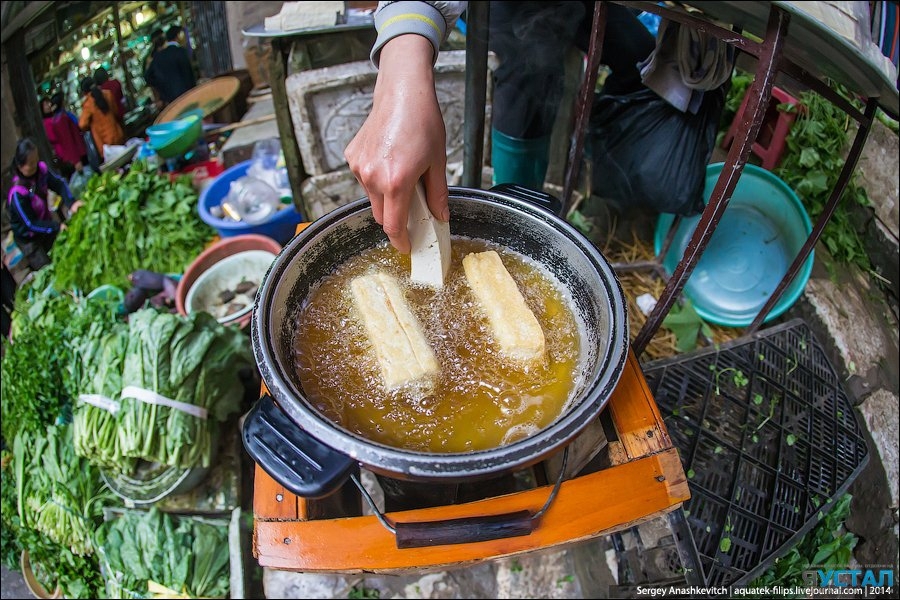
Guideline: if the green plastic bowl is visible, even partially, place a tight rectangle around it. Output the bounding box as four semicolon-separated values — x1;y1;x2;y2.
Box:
147;110;203;158
87;284;125;314
654;163;814;327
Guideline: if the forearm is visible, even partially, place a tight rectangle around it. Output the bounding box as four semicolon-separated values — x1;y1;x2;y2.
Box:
47;170;75;207
10;193;59;235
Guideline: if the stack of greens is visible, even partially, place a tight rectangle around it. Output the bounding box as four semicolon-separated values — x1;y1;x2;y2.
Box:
10;424;116;598
75;308;254;473
1;271;124;597
95;507;231;599
53;159;215;292
71;326;134;472
14;425;114;557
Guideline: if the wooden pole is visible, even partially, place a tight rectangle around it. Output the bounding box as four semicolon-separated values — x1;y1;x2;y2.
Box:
111;1;137;108
4;28;54;162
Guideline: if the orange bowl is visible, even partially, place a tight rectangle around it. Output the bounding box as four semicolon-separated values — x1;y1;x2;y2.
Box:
175;234;282;328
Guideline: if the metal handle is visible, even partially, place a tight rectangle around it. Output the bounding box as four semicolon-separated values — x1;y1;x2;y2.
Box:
394;510;536;548
351;446;569;548
489;183;563;216
241;394;356;499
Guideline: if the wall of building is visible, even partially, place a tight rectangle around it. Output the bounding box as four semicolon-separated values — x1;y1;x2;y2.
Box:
225;2;284;71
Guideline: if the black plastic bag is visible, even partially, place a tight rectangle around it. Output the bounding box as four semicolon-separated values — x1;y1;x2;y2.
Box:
588;86;725;216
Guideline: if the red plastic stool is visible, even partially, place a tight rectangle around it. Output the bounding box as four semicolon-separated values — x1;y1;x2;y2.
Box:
721;86;801;170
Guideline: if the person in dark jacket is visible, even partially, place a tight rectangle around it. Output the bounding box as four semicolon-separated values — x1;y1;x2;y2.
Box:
6;138;81;271
144;25;197;106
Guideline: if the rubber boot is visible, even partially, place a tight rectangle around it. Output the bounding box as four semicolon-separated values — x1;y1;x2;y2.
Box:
491;128;551;191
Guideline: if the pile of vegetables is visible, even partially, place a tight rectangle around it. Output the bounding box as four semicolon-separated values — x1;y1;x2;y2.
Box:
14;425;114;557
8;425;114;598
96;507;231;599
73;308;254;472
2;260;251;597
1;266;122;444
52;160;215;292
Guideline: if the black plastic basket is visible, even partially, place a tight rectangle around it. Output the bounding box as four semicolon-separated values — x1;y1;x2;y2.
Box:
641;319;869;587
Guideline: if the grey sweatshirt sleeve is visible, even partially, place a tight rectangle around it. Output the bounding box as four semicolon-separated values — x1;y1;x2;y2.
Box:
371;1;468;67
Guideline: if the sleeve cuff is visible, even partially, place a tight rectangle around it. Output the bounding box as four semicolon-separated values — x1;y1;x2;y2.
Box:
371;2;447;68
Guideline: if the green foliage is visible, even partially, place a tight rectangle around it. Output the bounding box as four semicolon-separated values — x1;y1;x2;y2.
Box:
1;268;123;443
1;450;22;570
721;72;873;274
663;299;712;352
348;584;381;599
750;494;857;595
95;508;231;598
52;160;215;291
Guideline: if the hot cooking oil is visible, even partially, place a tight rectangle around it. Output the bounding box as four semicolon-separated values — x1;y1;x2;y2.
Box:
290;238;583;453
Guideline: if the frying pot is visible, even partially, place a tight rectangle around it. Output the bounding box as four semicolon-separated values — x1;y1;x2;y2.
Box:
244;185;629;504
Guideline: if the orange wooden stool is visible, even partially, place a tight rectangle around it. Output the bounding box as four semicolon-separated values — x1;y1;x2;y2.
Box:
251;351;689;573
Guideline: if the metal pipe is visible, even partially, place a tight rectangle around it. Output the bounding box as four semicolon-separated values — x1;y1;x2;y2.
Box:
561;1;608;217
633;6;791;357
462;2;489;189
747;99;879;333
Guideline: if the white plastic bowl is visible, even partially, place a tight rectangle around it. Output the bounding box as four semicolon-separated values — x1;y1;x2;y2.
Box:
184;250;277;323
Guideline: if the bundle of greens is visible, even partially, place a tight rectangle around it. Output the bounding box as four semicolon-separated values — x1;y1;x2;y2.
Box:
53;160;215;292
13;424;116;558
95;507;231;599
114;308;253;470
71;325;134;472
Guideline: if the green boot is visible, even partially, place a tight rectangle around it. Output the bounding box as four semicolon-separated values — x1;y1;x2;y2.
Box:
491;128;551;191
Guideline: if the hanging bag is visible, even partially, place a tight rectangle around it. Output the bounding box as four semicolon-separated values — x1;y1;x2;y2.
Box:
588;85;725;216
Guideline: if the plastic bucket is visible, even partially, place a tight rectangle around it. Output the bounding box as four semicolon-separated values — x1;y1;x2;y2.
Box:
199;160;303;245
654;163;814;327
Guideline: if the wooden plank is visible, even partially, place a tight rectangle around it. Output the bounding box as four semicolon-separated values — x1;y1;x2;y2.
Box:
254;448;688;572
253;464;299;521
607;353;672;460
542;418;607;481
269;38;309;213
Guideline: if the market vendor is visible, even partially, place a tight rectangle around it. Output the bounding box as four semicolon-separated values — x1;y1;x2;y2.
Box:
6;138;82;271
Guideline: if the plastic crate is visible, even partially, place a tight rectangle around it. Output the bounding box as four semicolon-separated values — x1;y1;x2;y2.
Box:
642;319;869;587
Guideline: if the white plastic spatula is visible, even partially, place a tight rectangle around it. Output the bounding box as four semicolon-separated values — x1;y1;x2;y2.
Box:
407;182;451;287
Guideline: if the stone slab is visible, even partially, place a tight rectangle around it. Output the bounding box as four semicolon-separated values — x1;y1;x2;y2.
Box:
285;50;493;177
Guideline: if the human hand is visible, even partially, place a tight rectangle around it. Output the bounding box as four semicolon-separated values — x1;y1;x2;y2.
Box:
344;35;450;254
70;200;84;214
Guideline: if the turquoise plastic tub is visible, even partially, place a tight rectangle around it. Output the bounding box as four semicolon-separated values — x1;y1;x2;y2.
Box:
147;109;203;158
654;163;814;327
199;160;304;245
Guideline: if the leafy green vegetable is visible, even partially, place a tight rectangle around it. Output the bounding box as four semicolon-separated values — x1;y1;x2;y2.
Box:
13;425;115;557
52;160;215;291
1;450;22;570
72;326;135;472
95;508;231;599
750;494;857;595
1;268;123;443
662;299;713;352
102;308;254;471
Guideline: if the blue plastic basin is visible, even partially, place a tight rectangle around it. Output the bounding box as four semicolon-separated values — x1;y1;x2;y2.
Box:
199;160;304;245
654;163;814;327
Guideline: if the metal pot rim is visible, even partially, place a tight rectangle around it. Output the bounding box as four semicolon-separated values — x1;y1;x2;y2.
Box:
251;186;629;480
